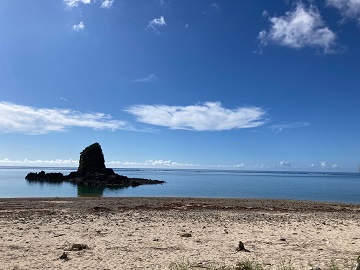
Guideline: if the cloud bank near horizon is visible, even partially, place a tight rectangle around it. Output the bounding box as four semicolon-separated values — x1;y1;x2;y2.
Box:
0;102;129;134
0;158;343;170
126;102;267;131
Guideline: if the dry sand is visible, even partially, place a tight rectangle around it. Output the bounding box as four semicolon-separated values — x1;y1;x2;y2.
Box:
0;197;359;270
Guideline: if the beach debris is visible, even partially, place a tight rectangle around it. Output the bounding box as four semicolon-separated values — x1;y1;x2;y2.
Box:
236;241;250;252
64;243;89;251
180;233;192;238
59;252;69;261
355;255;360;270
93;206;111;213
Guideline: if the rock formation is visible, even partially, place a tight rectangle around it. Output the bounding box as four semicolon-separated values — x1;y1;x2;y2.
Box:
77;143;106;175
25;143;165;191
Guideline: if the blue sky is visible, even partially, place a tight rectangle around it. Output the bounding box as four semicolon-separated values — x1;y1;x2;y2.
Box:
1;0;359;171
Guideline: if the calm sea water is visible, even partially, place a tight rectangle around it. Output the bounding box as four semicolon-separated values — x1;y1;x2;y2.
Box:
0;166;359;204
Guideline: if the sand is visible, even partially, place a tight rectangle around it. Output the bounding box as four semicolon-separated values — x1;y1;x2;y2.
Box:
0;197;359;270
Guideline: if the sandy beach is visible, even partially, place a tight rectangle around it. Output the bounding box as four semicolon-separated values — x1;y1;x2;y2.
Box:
0;197;359;270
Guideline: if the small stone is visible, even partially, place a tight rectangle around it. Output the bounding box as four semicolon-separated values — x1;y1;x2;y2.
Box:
236;241;250;252
310;267;321;270
280;238;286;241
68;243;88;251
59;252;69;261
180;233;192;238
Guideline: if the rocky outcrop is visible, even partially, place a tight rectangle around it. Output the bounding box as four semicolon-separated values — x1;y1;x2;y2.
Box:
25;143;165;190
77;143;106;175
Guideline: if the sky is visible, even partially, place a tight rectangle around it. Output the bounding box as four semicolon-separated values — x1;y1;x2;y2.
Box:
0;0;360;172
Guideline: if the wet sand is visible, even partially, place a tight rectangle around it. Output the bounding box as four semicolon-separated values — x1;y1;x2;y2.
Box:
0;197;359;269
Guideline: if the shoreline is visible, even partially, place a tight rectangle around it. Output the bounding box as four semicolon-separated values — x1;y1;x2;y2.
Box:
1;197;359;269
1;196;360;212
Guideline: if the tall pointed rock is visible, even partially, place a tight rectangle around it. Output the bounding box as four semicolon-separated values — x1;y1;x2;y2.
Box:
77;142;106;175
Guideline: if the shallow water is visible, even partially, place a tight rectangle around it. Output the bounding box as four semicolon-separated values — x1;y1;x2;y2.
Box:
0;167;359;203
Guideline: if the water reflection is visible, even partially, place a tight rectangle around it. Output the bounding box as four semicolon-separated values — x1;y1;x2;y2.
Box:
26;180;64;187
77;185;106;197
26;179;131;197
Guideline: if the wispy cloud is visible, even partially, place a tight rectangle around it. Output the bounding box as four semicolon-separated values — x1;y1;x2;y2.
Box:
320;161;327;168
259;3;337;53
320;161;340;169
64;0;92;8
0;102;130;135
270;122;310;132
108;159;200;168
0;158;78;166
326;0;360;20
72;21;85;31
211;3;220;11
146;16;166;33
133;74;157;83
125;102;267;131
280;161;292;167
101;0;114;9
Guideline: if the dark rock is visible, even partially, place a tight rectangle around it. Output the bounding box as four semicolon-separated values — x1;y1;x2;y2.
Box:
180;233;192;237
25;143;165;191
93;206;111;212
77;142;106;175
59;252;69;260
25;171;64;182
236;241;250;252
69;243;88;251
356;255;360;270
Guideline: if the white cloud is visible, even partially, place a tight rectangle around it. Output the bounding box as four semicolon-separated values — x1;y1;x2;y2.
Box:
146;16;166;33
144;159;198;167
280;161;292;167
326;0;360;20
235;163;245;168
73;21;85;31
320;161;327;168
270;122;310;132
332;163;339;168
125;102;266;131
101;0;114;9
107;159;200;168
0;102;130;134
64;0;92;8
259;3;337;53
0;158;78;166
133;74;157;83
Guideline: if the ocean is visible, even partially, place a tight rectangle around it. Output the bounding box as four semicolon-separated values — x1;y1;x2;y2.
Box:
0;166;359;204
